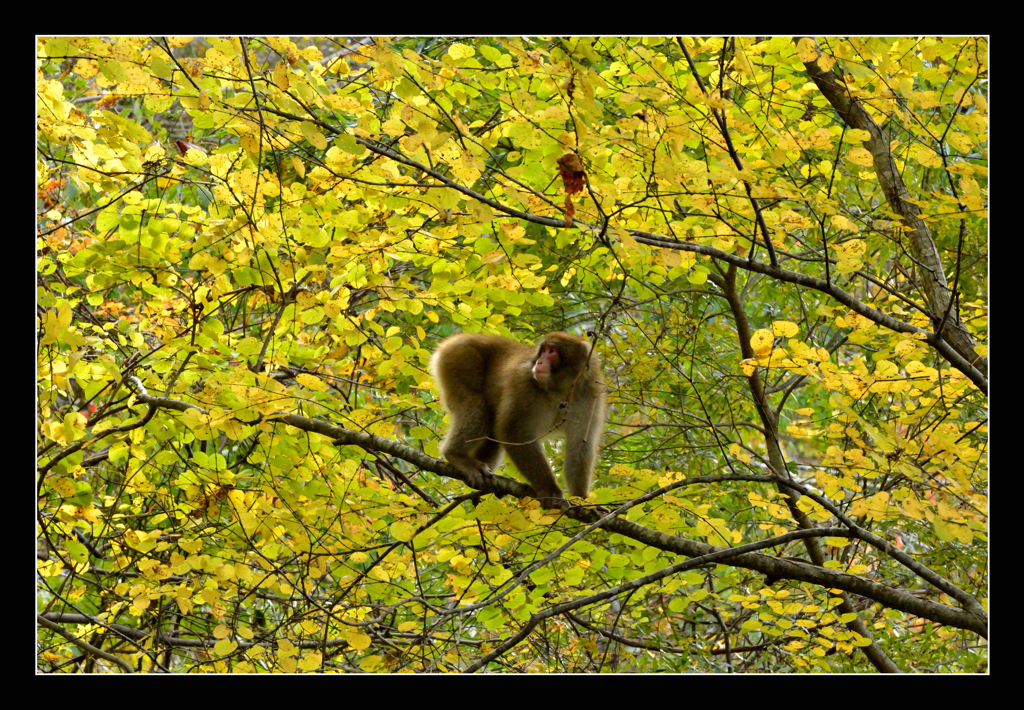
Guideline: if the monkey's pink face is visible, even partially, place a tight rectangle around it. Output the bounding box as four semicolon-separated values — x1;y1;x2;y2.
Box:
532;342;561;383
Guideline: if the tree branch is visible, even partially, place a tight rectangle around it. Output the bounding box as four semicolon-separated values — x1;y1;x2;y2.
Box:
118;379;987;638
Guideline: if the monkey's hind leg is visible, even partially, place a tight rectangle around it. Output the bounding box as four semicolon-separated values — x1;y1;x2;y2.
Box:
474;438;501;472
441;396;497;490
502;442;563;503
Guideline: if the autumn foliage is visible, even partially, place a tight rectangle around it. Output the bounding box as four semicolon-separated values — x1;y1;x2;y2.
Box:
37;37;987;674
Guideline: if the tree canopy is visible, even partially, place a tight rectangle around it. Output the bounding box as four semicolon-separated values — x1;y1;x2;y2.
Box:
37;36;988;673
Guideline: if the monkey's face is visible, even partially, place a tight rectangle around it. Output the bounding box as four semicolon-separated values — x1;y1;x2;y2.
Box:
532;342;561;385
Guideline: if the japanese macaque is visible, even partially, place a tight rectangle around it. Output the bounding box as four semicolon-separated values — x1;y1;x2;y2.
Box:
430;332;606;500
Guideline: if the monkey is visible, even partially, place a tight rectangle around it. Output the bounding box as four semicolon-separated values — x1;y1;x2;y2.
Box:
430;331;606;501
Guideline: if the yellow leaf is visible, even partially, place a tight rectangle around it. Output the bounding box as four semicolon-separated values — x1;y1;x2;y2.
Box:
796;38;819;63
221;419;244;440
912;144;943;168
213;639;238;656
900;493;927;520
866;491;889;520
296;373;328;391
390;521;414;542
893;339;916;357
298;653;323;671
830;215;860;233
750;329;774;356
874;360;898;378
346;630;372;650
661;248;681;267
51;478;76;496
359;655;386;672
181;408;211;435
933;517;954;542
57;303;73;328
301;121;328;150
614;224;639;250
241;134;259;154
739;358;756;376
447;43;476;61
273;62;289;89
946;132;973;153
771;321;799;337
846;147;874;167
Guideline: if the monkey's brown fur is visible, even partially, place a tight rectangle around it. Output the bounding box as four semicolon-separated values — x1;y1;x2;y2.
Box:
430;332;606;500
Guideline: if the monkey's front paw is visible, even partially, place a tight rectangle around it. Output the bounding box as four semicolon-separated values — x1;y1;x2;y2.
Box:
451;460;493;490
529;486;565;508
